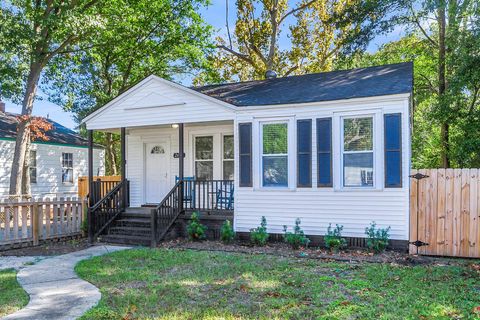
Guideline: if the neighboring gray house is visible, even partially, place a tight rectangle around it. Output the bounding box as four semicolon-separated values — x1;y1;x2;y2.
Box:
0;103;105;198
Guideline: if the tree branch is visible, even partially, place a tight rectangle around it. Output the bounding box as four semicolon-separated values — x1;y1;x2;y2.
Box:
217;45;254;65
279;0;318;25
409;5;438;47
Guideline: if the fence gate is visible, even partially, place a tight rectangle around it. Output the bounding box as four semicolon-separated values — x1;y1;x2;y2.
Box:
409;169;480;258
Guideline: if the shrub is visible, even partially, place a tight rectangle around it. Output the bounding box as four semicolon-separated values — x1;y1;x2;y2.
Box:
220;220;235;243
186;212;207;241
324;224;347;252
365;221;391;253
283;218;310;249
250;216;269;246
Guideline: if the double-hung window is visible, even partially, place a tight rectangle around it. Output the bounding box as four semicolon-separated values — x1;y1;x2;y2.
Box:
195;136;213;180
261;122;288;187
62;152;73;183
223;135;234;180
342;117;374;187
29;150;37;183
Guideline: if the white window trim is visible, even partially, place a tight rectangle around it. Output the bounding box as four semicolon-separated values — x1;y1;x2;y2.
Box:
222;134;234;180
193;135;214;180
61;152;74;184
255;117;296;190
334;110;383;191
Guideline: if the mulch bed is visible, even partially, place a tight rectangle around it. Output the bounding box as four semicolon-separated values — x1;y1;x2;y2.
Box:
160;239;470;267
0;238;91;256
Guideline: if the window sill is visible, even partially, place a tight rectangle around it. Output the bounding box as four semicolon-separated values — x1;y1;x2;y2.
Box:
334;187;384;192
254;187;296;192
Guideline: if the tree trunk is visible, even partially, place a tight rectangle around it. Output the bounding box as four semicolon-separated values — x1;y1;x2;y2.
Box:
21;141;32;199
438;1;449;168
105;132;118;176
9;63;42;196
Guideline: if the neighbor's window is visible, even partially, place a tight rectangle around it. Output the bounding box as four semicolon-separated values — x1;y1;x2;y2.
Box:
223;135;234;180
62;152;73;183
262;122;288;187
29;150;37;183
343;117;374;187
195;136;213;180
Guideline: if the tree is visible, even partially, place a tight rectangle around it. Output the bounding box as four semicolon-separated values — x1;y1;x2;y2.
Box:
336;0;480;168
195;0;354;82
44;0;213;175
0;0;111;196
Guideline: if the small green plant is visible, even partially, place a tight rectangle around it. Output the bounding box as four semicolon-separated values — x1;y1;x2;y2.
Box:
283;218;310;249
324;224;346;253
365;221;391;253
220;220;235;243
186;212;207;241
250;216;269;246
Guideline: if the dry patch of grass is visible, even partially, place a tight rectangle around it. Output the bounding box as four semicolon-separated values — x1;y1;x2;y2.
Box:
0;269;29;317
76;248;480;320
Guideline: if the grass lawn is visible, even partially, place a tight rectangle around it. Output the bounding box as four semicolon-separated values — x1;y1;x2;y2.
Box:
0;269;29;317
76;248;480;320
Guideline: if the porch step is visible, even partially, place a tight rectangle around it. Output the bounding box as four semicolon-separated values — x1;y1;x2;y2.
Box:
98;207;154;246
100;234;151;246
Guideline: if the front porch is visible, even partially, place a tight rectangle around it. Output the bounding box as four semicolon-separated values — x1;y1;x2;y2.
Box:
86;121;235;246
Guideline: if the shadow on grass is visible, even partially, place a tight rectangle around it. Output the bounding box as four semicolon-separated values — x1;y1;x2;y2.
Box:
76;248;480;320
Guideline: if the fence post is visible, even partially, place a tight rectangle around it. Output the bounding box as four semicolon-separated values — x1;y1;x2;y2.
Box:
32;203;39;246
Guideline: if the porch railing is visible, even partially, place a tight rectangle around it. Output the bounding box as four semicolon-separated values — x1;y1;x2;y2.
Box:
150;179;234;246
183;179;234;212
88;179;129;242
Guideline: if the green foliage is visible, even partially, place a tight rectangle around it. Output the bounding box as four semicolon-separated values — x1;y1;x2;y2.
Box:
365;222;391;253
220;220;235;244
324;224;347;252
186;212;207;241
283;218;310;250
250;216;269;246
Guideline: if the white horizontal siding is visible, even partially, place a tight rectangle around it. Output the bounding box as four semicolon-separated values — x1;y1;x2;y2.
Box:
233;95;411;240
0;140;105;198
87;78;235;130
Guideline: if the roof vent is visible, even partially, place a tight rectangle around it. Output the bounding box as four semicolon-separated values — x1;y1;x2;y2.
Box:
265;70;277;79
0;101;5;113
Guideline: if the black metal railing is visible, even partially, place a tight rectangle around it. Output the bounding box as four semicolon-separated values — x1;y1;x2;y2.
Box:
88;179;129;242
151;181;183;246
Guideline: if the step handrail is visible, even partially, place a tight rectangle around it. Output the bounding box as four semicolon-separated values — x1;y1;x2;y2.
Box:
151;181;183;246
88;179;129;242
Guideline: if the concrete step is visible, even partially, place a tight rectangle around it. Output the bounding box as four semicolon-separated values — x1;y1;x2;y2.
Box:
124;207;155;214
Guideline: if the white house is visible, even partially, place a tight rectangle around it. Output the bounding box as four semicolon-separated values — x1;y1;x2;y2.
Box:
0;104;105;198
83;63;412;248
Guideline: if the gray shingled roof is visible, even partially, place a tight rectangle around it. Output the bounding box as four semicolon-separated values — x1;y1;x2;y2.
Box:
0;112;102;148
194;62;413;106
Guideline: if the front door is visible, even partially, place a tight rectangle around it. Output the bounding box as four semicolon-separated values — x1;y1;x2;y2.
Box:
145;141;170;204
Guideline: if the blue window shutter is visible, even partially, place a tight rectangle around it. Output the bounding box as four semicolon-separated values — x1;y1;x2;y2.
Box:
384;113;402;187
317;118;332;187
239;123;252;187
297;119;312;187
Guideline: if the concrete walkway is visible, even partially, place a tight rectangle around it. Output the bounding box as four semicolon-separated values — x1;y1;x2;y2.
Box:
1;245;130;320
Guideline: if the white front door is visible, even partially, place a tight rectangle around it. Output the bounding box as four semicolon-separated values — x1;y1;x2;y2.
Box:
145;141;170;203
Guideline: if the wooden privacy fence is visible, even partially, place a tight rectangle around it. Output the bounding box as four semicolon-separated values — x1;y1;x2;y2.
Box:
0;197;84;249
78;176;121;200
410;169;480;258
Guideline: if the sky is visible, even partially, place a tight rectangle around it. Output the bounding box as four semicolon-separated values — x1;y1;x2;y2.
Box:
4;0;404;130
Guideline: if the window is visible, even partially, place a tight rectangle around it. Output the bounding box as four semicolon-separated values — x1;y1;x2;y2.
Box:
62;152;73;183
29;150;37;183
262;122;288;187
342;117;374;187
195;136;213;180
150;145;165;154
223;135;234;180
